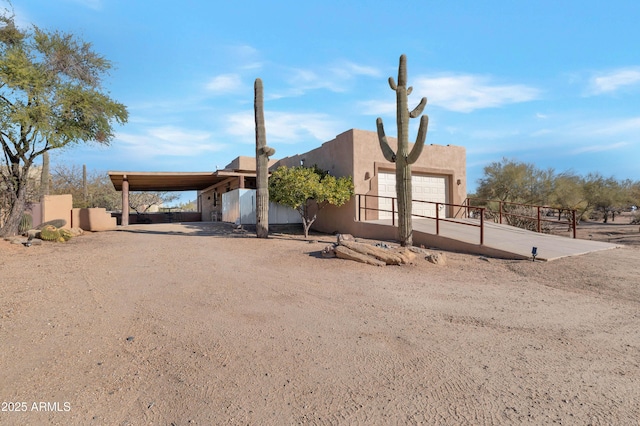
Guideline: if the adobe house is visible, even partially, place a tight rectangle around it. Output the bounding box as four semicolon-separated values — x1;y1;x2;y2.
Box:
110;127;466;235
196;128;466;235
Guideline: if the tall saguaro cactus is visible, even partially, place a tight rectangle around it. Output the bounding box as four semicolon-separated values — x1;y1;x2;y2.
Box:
376;54;429;247
40;151;50;198
254;78;276;238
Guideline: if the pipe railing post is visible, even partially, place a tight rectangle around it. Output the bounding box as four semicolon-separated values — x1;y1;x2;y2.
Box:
499;201;503;224
572;209;577;238
480;207;484;245
537;206;541;233
392;198;396;227
436;202;440;235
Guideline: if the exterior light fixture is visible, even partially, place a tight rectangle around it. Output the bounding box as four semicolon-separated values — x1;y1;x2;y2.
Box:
531;246;538;262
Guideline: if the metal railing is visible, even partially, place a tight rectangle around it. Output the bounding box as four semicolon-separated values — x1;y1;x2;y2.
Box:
465;198;577;238
356;194;485;245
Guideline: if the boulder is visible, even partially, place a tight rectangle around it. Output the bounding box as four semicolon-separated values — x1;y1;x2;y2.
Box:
321;244;337;258
339;240;404;265
426;253;447;265
334;245;386;266
336;233;355;244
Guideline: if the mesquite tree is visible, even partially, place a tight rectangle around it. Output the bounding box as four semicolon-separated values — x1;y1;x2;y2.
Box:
376;54;429;247
254;78;275;238
269;166;353;239
0;10;128;236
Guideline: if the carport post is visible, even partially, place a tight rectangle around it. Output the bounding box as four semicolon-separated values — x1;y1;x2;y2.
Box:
121;176;129;226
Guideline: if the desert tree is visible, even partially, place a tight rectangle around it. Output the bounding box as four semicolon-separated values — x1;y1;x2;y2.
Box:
128;191;179;214
0;7;128;236
549;172;586;220
269;165;353;239
476;158;555;205
581;173;625;223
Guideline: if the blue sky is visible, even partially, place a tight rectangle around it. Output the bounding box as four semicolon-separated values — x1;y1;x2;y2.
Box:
15;0;640;204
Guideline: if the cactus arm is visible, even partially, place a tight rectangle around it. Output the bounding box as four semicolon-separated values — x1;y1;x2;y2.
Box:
409;97;427;118
397;54;408;86
388;77;397;91
259;146;275;157
407;86;413;96
376;118;397;162
407;115;429;164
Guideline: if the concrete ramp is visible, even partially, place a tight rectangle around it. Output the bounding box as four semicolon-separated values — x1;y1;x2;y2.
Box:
358;218;620;261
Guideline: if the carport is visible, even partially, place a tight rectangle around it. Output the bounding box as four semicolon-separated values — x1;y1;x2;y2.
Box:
108;171;254;225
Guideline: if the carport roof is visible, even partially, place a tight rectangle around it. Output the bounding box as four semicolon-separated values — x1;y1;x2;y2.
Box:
108;171;252;192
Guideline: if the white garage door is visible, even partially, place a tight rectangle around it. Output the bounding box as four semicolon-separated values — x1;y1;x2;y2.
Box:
378;172;448;219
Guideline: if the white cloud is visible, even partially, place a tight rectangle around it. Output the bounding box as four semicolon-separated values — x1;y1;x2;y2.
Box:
359;73;540;114
571;141;630;154
225;111;343;144
330;61;381;79
587;68;640;95
205;74;244;94
572;116;640;137
413;74;540;113
116;126;227;158
273;60;382;98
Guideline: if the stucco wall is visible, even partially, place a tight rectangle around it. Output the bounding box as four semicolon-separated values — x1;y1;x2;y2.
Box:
271;129;467;236
42;194;72;229
72;208;117;231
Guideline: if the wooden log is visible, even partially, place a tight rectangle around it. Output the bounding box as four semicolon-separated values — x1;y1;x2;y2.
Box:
334;245;386;266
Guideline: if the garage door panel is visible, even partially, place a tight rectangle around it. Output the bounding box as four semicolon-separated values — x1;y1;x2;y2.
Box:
378;172;448;219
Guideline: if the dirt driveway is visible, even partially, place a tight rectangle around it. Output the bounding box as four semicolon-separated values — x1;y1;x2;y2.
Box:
1;222;639;424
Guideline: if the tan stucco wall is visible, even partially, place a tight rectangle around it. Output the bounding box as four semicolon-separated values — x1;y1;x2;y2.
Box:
272;129;467;236
72;208;117;231
224;156;278;172
42;194;72;229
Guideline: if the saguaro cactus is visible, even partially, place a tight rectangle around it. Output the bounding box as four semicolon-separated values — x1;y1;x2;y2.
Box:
376;54;429;247
40;151;50;198
254;78;276;238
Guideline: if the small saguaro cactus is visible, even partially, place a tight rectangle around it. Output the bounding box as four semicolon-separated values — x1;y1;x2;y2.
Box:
376;54;429;247
254;78;276;239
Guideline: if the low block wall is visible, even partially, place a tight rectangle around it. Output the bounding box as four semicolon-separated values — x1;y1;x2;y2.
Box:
42;195;72;229
111;212;202;225
72;208;117;231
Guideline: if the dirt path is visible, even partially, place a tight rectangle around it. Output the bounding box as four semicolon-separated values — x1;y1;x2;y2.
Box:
1;223;639;424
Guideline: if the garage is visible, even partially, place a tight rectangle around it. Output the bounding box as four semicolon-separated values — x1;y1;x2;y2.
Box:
378;172;449;219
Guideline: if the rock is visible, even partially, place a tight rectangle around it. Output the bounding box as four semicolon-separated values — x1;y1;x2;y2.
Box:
339;240;404;265
396;248;417;264
69;227;84;236
336;233;355;244
479;256;490;262
408;246;427;254
334;245;385;266
426;253;447;265
321;244;336;258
